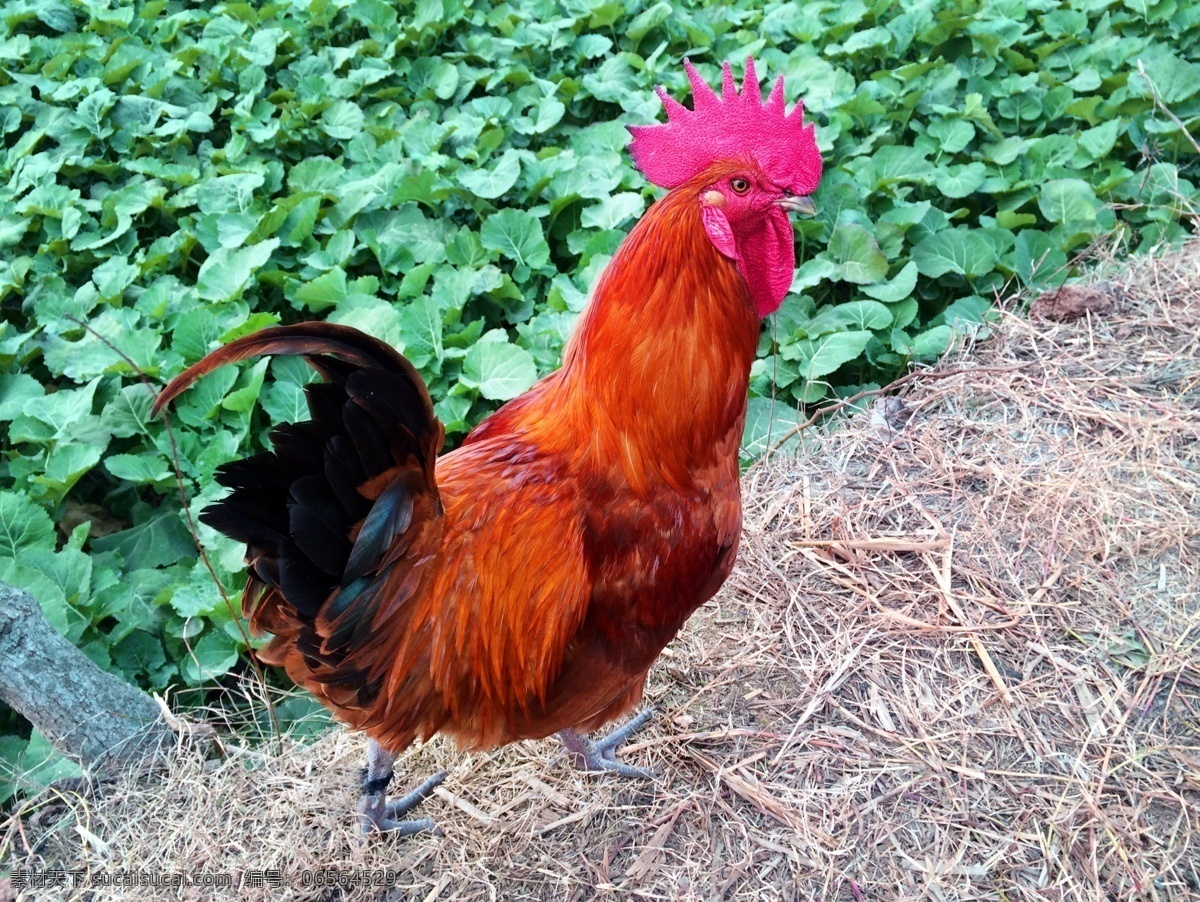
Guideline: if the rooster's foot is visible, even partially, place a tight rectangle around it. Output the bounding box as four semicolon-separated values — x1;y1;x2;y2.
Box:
558;708;655;779
358;771;447;836
358;739;446;836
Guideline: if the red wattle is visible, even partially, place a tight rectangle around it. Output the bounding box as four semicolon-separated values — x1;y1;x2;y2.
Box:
736;206;795;317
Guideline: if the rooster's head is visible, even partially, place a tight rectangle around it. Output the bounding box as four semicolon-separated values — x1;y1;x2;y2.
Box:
628;58;823;317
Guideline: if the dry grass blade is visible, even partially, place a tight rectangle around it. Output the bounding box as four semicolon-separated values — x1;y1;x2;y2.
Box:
2;244;1199;900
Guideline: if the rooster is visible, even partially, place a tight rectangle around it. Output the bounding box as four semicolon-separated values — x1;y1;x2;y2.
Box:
153;58;822;834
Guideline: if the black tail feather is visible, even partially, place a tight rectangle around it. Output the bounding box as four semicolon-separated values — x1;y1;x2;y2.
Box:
160;323;446;699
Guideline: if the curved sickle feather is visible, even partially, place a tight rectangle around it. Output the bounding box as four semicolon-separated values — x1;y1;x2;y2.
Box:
152;322;433;420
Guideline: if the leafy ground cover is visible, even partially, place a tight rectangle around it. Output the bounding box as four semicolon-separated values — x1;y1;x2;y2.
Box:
0;0;1198;798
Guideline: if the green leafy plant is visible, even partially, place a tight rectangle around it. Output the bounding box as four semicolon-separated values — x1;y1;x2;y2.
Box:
1;0;1197;797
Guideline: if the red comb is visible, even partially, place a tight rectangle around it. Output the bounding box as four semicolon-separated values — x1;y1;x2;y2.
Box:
628;58;822;196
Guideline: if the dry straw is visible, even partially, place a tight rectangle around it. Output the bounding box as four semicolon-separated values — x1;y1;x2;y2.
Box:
3;245;1198;900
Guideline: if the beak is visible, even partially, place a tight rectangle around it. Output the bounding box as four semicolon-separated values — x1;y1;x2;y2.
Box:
777;195;817;216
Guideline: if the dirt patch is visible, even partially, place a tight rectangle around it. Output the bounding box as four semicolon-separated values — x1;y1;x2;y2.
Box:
4;245;1199;900
1029;282;1118;321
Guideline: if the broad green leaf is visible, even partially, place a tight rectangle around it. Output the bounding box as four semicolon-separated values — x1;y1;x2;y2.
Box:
91;511;195;570
791;257;838;293
480;210;550;272
627;1;671;44
910;325;953;359
830;300;893;330
22;546;91;610
827;224;888;284
320;101;365;140
72;179;163;250
1135;44;1200;104
1041;8;1086;38
37;1;76;32
1077;120;1121;161
937;295;993;328
43;311;162;381
170;308;220;362
461;339;538;401
750;354;800;394
358;206;449;269
434;394;473;435
458;150;521;200
94;568;173;641
76;88;117;136
398;296;444;369
408;58;458;101
111;631;169;684
0;556;77;639
741;396;803;459
92;256;139;300
349;0;398;32
580;194;646;231
862;261;918;302
292;267;349;312
16;378;103;440
196;239;279;302
1014;230;1068;284
575;34;612;58
528;99;566;134
1038;179;1101;224
0;217;27;247
0;491;56;557
935;162;986;198
550;153;624;200
912;230;997;278
996;211;1038;230
181;630;240;684
260;380;309;424
981;136;1028;165
327;297;404;348
197;173;266;216
106;452;173;485
879;200;933;229
0;374;43;420
799;331;873;380
169;566;226;619
36;444;103;496
5;732;82;803
887;297;920;331
288;158;345;193
997;91;1043;122
874;146;935;185
927;119;974;153
222;358;270;413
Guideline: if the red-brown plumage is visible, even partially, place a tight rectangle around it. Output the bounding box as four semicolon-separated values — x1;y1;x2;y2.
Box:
153;59;821;830
153;172;756;746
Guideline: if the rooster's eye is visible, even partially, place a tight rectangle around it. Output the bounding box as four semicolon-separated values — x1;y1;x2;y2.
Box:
730;178;750;194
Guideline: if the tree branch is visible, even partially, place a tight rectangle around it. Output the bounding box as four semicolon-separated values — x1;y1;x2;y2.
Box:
0;581;174;771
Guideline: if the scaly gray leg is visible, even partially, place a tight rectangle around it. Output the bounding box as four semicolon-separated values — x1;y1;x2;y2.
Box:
557;709;656;779
356;738;447;836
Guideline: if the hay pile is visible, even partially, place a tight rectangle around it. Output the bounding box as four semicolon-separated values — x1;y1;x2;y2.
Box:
4;246;1199;900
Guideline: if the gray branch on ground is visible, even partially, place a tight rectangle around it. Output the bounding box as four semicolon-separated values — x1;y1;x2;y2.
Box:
0;580;175;771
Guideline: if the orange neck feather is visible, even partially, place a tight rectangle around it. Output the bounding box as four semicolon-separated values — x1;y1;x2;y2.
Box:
544;174;761;487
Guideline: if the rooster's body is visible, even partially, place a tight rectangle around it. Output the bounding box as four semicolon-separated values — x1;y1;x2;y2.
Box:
154;59;822;834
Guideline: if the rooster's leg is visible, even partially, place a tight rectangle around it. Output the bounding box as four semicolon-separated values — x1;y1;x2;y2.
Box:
558;709;655;779
357;738;447;835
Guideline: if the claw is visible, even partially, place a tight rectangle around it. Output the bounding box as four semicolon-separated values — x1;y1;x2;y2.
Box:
558;709;656;780
359;771;447;835
383;771;448;820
